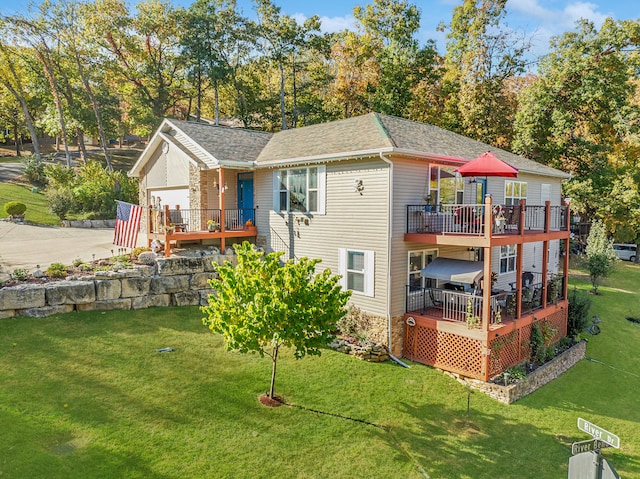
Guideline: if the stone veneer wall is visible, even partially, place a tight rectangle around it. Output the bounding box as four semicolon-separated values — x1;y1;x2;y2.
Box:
448;340;587;404
0;254;235;319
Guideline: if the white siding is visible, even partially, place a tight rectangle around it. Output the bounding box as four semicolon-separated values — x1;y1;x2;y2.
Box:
254;158;391;317
145;142;190;189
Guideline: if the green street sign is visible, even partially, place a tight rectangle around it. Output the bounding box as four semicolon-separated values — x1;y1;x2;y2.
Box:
571;439;612;455
577;418;620;449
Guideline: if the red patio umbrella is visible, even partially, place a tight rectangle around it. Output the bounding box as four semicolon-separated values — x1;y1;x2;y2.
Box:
454;151;518;178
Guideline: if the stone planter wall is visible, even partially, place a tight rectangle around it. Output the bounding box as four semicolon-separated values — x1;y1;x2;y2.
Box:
449;341;587;404
330;339;390;362
0;254;235;319
60;220;117;228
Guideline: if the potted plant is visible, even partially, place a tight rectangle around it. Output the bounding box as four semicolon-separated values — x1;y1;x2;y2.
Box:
245;219;253;229
207;219;220;232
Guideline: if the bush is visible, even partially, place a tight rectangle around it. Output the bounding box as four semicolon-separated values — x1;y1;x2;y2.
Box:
567;287;592;339
46;262;68;278
21;155;47;187
12;268;29;281
131;247;151;259
46;189;74;220
529;324;544;364
4;201;27;216
137;251;157;265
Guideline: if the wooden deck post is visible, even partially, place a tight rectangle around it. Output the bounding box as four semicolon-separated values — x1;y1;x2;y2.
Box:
563;199;571;300
219;168;226;254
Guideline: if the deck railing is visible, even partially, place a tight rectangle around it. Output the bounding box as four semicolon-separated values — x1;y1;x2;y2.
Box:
406;286;505;324
150;208;255;234
406;203;569;235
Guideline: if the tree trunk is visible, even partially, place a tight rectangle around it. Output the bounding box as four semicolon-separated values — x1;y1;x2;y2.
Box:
279;57;287;130
196;68;202;122
76;126;87;163
214;79;220;126
291;55;298;128
75;52;112;170
268;344;279;399
14;125;20;157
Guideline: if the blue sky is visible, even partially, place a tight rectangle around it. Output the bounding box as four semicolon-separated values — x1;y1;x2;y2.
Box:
1;0;636;62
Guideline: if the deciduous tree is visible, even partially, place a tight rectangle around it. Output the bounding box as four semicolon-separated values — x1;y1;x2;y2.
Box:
202;241;351;401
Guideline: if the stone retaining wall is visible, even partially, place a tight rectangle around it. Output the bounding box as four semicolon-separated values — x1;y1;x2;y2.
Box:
60;219;116;228
449;340;587;404
0;254;234;319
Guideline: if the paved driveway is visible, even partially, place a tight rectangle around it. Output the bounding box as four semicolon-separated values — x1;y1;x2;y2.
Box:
0;162;23;182
0;221;117;281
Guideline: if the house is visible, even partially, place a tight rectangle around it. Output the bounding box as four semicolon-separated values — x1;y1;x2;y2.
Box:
129;113;571;382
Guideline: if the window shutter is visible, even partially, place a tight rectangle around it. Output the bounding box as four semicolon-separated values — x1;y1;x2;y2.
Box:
364;250;375;297
317;165;326;215
337;248;346;289
273;170;281;211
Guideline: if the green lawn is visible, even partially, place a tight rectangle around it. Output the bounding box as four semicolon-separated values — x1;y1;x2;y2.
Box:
1;263;639;478
0;182;60;225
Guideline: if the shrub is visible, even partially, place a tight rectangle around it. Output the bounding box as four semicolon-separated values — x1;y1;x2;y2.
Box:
131;247;151;259
12;268;29;281
4;201;27;216
138;251;157;265
21;155;47;187
567;287;592;339
44;162;75;188
529;324;544;364
46;189;74;220
46;262;68;278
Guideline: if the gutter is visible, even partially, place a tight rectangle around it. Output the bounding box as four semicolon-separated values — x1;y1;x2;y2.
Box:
379;152;394;352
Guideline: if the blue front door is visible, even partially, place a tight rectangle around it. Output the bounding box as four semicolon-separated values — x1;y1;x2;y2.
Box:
237;173;254;224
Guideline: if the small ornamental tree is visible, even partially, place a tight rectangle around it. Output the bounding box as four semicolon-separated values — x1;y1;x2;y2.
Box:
202;242;351;402
585;220;617;294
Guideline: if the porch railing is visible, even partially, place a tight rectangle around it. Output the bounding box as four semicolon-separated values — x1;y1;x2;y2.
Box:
150;208;256;234
406;286;504;324
407;203;569;235
407;274;565;323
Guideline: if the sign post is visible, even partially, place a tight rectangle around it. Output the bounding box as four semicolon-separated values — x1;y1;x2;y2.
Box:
569;419;621;479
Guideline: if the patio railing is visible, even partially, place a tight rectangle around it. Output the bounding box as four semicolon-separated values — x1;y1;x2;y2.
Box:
407;203;569;235
150;208;256;234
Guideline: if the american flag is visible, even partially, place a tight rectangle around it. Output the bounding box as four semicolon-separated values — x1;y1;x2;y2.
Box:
113;201;142;249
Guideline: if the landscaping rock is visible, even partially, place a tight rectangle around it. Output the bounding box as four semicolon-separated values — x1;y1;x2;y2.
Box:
21;304;74;318
190;272;217;290
121;277;152;298
0;309;15;319
151;275;190;294
95;279;122;301
0;284;46;310
156;257;207;276
77;298;132;311
45;280;95;305
172;290;201;306
131;294;171;310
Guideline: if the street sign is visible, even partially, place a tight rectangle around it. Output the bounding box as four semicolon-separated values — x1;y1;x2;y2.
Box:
571;439;613;455
577;418;620;449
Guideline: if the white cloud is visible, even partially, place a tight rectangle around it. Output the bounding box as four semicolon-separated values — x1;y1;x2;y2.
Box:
290;12;356;34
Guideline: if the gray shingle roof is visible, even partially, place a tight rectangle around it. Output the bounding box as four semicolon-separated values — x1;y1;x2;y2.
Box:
169;120;272;165
256;112;568;178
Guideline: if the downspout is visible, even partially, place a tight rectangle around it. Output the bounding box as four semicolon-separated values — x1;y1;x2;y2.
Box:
379;152;394;353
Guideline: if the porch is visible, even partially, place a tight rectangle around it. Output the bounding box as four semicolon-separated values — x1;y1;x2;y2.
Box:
148;205;257;257
403;270;567;381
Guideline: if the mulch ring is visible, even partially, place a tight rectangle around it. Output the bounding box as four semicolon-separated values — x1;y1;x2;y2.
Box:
258;394;284;407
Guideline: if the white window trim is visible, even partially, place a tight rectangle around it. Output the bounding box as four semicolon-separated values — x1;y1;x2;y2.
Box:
505;180;528;205
499;244;517;274
407;249;438;291
338;248;374;297
273;165;326;214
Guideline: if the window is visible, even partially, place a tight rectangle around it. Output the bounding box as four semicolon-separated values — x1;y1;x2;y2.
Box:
408;249;438;292
274;166;325;214
500;245;517;273
504;180;527;205
338;248;374;296
541;183;551;204
429;166;463;204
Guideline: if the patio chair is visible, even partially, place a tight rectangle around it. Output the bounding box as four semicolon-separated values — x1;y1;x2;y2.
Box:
428;288;443;307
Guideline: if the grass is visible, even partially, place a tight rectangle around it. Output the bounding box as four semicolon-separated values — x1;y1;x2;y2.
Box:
1;263;640;478
0;182;60;225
